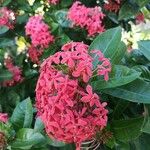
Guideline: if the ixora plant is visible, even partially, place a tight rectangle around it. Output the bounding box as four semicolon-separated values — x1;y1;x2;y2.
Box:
0;0;150;150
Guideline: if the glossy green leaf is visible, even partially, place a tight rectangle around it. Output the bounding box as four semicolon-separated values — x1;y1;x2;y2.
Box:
89;27;122;68
112;117;144;142
119;0;150;20
113;100;130;120
133;65;150;82
138;40;150;61
91;65;141;90
0;70;13;82
47;137;66;147
112;42;126;64
34;117;44;132
55;10;72;28
0;38;15;48
119;2;139;20
141;105;150;134
10;98;33;129
135;0;150;7
102;79;150;103
0;122;12;138
11;128;46;149
0;26;9;35
2;0;12;6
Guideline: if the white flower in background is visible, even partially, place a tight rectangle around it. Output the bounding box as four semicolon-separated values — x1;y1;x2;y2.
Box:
27;0;35;6
35;5;45;16
9;12;15;20
122;20;150;49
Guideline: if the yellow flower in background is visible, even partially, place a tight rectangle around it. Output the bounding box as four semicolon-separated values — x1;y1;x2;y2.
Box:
27;0;35;6
16;36;27;54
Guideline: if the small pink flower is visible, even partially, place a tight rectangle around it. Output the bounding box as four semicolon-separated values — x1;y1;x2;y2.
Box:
28;46;44;64
25;15;54;48
48;0;59;5
2;57;23;87
104;0;121;13
0;7;15;29
136;13;145;24
0;113;8;123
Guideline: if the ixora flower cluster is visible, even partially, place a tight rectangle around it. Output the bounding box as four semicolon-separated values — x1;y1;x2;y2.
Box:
1;57;23;87
68;1;105;37
48;0;59;5
36;42;111;149
25;15;54;63
0;113;8;123
104;0;121;13
0;7;16;29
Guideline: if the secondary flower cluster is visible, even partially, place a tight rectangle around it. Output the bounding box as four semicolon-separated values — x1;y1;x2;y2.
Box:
135;12;145;24
0;7;15;29
0;113;8;123
36;42;111;150
68;1;105;37
47;0;59;5
2;57;23;87
25;15;54;63
104;0;121;13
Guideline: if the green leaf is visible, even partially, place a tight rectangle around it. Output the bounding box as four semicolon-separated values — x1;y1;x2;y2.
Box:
113;100;130;120
133;65;150;81
60;0;73;7
16;14;29;24
112;42;126;64
0;38;15;48
112;117;144;142
138;40;150;61
2;0;12;6
135;0;150;7
0;70;13;82
55;10;72;28
91;65;141;90
0;122;12;138
10;98;33;130
102;79;150;103
0;26;9;35
141;105;150;134
89;27;122;68
119;0;150;20
133;133;150;150
47;137;66;147
119;2;139;20
34;117;44;132
11;128;46;149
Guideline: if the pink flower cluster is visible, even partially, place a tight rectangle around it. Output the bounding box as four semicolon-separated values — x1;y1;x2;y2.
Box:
68;1;105;37
0;113;8;123
0;7;15;29
28;46;44;64
136;13;145;24
48;0;59;5
2;57;23;87
36;42;111;149
25;15;54;63
104;0;121;13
